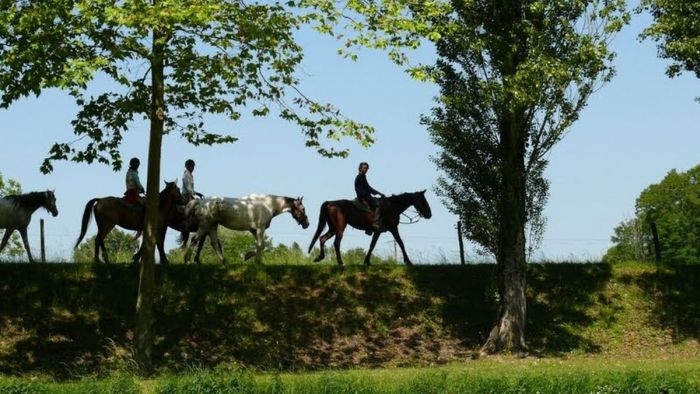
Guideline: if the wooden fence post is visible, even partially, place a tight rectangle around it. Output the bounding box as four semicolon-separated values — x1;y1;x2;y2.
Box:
40;219;46;263
650;222;661;263
457;221;466;265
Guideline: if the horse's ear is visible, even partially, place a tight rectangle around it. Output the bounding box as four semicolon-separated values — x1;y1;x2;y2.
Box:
421;189;427;194
299;196;303;202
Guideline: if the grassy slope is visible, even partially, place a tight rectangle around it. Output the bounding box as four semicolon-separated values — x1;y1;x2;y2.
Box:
0;262;698;379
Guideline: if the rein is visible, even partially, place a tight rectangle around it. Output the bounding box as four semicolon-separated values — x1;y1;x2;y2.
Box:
400;210;421;224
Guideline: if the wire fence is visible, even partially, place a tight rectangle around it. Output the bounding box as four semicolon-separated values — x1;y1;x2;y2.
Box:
0;225;612;264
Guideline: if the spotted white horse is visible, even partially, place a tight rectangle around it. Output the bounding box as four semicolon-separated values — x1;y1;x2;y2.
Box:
183;194;309;264
0;191;58;262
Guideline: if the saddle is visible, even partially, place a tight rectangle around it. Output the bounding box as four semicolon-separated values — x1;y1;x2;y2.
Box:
121;195;146;210
352;198;372;212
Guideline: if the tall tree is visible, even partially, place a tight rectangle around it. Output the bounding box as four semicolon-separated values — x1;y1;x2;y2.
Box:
307;0;627;353
424;0;628;354
640;0;700;80
0;0;372;372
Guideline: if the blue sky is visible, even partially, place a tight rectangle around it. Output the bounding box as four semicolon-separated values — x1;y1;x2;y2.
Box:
1;6;698;263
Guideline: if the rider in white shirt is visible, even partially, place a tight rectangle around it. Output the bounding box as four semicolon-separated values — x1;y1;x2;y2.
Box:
182;159;203;202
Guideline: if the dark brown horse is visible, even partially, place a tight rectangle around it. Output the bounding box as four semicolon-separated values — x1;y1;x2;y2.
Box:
308;190;432;266
75;181;182;264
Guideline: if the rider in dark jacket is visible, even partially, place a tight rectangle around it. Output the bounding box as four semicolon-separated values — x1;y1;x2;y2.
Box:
355;162;385;233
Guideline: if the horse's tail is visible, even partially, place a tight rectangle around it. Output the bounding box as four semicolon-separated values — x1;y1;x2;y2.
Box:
75;198;99;249
308;201;329;253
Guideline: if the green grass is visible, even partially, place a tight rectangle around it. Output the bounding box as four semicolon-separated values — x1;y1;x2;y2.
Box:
2;359;700;393
0;261;699;380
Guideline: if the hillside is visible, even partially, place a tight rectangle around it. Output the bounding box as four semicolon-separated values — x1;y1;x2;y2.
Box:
0;262;698;378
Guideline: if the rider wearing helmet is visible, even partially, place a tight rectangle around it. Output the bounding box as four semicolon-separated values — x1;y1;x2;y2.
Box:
355;161;385;233
124;157;145;205
182;159;203;202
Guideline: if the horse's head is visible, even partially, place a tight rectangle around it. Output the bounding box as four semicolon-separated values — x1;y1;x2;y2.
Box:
412;190;432;219
44;190;58;217
162;180;182;205
290;197;309;229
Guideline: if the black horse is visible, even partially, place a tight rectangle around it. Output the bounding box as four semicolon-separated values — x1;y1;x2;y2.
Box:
0;191;58;262
308;191;432;266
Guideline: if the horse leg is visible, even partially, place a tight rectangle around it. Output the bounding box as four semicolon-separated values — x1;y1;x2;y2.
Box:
184;230;203;264
209;228;225;264
333;228;345;266
389;228;412;266
18;227;34;263
94;232;102;263
99;225;115;264
313;230;335;262
364;232;382;266
100;234;111;264
184;232;196;264
0;229;13;255
194;235;206;264
254;228;265;264
157;227;169;265
180;231;189;249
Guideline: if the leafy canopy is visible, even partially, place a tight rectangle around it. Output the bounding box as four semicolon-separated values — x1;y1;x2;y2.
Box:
640;0;700;79
426;0;627;256
0;0;374;173
606;165;700;265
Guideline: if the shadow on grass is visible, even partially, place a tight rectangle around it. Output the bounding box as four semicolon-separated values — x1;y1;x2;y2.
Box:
526;263;614;355
0;263;139;379
635;264;700;343
1;262;618;378
405;263;614;357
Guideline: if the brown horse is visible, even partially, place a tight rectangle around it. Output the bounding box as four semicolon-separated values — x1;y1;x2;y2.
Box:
75;181;182;264
308;190;432;266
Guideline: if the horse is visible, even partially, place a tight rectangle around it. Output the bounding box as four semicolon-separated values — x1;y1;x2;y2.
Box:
308;190;432;266
183;195;309;264
0;191;58;262
75;181;182;264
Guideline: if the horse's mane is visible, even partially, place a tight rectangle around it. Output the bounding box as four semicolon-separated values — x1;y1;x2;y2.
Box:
4;191;48;210
241;194;274;200
386;192;414;200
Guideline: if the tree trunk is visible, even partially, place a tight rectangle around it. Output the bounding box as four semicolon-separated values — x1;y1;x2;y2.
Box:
135;17;165;375
481;108;528;355
650;221;661;262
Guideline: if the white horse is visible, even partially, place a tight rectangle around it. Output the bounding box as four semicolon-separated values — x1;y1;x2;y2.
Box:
0;191;58;262
183;194;309;264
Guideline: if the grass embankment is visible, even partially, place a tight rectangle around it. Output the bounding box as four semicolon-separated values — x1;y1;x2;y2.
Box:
0;262;698;381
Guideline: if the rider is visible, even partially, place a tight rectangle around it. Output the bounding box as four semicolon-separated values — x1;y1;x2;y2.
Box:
182;159;203;203
124;157;145;205
355;161;385;234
